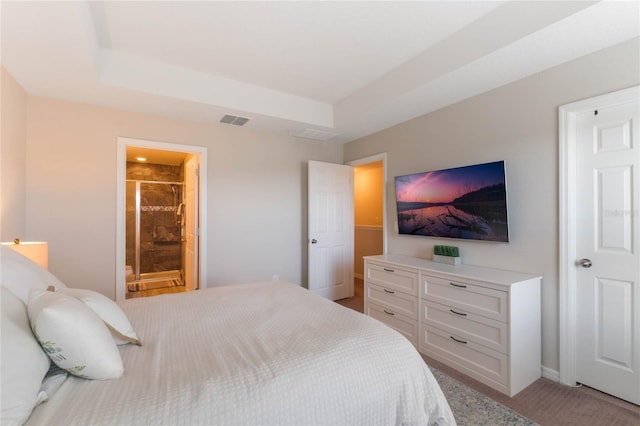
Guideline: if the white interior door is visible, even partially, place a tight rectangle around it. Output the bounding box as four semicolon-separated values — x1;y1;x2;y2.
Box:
184;155;199;291
308;160;354;300
574;96;639;404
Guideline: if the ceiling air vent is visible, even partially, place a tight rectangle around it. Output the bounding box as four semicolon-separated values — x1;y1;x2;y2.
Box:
292;128;339;141
220;114;251;126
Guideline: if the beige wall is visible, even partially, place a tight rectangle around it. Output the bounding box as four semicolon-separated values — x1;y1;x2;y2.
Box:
354;227;383;278
344;38;640;372
24;97;342;298
1;67;28;241
354;161;383;226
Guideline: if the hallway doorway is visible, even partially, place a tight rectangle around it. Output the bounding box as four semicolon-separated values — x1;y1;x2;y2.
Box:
345;153;387;307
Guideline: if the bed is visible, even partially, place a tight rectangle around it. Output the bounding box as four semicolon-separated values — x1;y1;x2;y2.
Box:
1;246;455;425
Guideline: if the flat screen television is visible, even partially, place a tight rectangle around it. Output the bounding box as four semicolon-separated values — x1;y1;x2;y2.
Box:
394;161;509;242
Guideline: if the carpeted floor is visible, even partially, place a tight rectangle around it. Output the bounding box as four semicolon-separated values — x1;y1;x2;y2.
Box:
337;277;640;426
335;277;364;312
424;354;640;426
430;367;535;425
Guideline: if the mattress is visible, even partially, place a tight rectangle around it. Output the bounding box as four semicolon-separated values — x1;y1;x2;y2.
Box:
26;281;455;425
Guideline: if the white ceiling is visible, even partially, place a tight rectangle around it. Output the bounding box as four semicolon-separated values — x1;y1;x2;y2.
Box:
2;1;638;144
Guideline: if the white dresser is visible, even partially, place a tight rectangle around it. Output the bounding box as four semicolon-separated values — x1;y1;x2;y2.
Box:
363;259;420;346
363;254;541;397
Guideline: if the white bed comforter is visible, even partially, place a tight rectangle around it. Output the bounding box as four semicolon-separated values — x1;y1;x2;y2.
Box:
26;281;455;425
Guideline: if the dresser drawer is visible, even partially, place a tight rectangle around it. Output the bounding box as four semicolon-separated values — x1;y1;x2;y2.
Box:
422;275;507;322
421;300;508;354
421;324;509;388
366;283;419;320
366;302;418;346
366;262;419;296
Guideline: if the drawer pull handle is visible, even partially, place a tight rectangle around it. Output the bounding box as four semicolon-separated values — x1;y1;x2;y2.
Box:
450;336;467;344
383;309;395;316
449;282;467;288
450;309;467;316
383;268;395;273
383;289;395;294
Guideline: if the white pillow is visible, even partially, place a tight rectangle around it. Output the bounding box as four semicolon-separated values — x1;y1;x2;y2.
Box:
58;288;140;346
0;245;66;303
27;289;124;380
1;286;51;426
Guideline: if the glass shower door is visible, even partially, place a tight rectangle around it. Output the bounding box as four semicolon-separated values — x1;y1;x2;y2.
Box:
138;182;182;278
125;181;137;282
126;181;184;293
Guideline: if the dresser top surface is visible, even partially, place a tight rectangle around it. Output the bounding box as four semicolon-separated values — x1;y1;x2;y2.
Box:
364;254;541;286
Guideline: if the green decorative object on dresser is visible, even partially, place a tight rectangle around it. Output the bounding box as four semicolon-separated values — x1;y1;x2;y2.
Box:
433;245;461;265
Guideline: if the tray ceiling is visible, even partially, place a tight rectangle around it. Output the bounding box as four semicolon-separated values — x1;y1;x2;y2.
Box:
2;1;638;143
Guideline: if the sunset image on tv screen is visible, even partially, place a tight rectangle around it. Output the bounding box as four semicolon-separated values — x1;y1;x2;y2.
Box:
394;161;509;242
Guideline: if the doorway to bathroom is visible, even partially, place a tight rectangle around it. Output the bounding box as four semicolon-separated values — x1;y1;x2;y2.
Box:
126;174;185;298
115;138;208;301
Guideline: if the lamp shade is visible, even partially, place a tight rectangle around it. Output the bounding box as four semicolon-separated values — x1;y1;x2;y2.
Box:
1;241;48;270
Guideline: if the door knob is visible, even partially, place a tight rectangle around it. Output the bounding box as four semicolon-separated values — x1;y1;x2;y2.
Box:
310;239;317;244
578;258;592;268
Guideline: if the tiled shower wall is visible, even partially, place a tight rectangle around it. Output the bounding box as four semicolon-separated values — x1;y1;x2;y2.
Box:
126;162;184;276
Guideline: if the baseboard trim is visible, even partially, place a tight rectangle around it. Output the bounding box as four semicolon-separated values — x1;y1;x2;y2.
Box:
542;366;560;382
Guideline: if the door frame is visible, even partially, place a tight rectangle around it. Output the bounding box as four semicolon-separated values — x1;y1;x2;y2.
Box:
558;85;639;386
115;137;208;301
347;152;388;256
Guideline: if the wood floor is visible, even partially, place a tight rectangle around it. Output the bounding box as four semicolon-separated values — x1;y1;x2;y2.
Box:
337;277;640;425
126;285;187;299
126;270;187;299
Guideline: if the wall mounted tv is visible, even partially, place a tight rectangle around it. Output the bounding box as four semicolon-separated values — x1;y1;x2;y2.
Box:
394;161;509;242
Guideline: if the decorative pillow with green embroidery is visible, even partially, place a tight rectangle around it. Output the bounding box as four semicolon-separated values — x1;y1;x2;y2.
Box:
27;289;123;380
